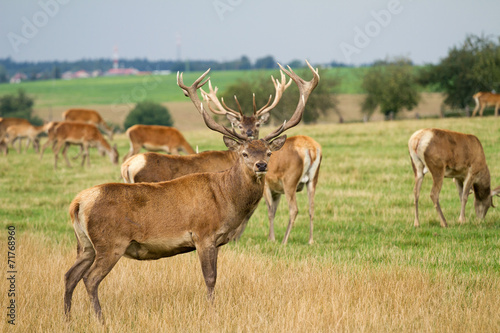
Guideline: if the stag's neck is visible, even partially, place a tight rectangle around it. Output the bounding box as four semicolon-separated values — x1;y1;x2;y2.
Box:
223;158;266;213
475;166;492;201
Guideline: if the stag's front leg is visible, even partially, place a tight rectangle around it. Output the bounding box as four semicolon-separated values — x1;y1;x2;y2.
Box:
458;177;473;224
196;242;218;301
263;186;281;242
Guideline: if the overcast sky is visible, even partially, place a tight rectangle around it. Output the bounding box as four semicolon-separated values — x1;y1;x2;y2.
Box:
1;0;499;66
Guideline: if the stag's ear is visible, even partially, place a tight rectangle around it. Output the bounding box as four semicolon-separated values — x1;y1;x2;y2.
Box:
268;135;287;152
223;136;240;151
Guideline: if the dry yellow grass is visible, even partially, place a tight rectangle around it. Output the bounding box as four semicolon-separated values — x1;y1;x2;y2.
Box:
1;233;498;332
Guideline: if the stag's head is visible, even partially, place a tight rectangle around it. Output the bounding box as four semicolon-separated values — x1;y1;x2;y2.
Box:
198;71;293;140
177;60;320;165
474;185;500;219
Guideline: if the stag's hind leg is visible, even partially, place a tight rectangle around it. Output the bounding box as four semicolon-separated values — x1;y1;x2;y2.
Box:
410;154;426;227
429;169;448;227
82;244;126;323
306;179;318;245
64;239;96;319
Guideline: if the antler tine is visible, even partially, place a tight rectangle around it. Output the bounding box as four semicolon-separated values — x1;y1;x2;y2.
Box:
253;94;272;115
233;96;243;114
263;60;320;142
221;97;242;116
176;68;211;114
200;103;247;141
200;80;242;118
255;70;293;116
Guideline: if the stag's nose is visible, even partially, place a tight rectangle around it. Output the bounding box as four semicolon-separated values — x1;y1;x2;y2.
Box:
246;129;254;138
256;162;267;172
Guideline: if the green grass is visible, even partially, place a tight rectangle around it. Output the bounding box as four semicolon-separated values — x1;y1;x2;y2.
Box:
0;66;434;108
1;117;499;279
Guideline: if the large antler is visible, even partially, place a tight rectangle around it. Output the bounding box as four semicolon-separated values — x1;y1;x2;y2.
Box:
263;60;320;142
254;70;292;116
177;70;247;141
200;81;243;119
176;68;211;114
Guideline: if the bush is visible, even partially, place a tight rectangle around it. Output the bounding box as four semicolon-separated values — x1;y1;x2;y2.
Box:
0;89;43;125
124;101;173;130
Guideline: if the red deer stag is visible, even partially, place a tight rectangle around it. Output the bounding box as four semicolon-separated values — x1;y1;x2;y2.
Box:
409;128;500;227
5;122;50;153
122;62;322;244
120;70;291;182
199;71;292;139
47;122;118;169
122;124;195;162
0;117;31;155
63;66;318;323
471;92;500;117
63;108;114;140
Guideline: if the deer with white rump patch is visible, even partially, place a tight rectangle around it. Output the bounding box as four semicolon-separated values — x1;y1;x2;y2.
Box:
408;128;500;227
64;64;319;323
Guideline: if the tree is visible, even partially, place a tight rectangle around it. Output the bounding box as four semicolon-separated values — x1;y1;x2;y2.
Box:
124;101;173;130
0;89;42;124
220;67;340;124
361;57;420;120
418;34;500;109
254;56;276;69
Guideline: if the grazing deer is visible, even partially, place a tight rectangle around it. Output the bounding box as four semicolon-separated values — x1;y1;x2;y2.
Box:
122;124;195;162
63;108;114;140
0;117;31;155
5;122;50;153
48;122;118;169
122;62;322;244
408;128;500;227
64;63;319;323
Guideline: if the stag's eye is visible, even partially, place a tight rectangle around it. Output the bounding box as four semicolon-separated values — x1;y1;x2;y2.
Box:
256;123;260;127
267;152;272;157
238;125;243;129
242;152;248;158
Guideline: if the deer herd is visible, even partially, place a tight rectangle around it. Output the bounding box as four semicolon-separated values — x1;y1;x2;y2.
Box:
1;62;499;323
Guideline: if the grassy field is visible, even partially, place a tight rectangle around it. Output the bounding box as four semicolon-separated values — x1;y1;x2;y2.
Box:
0;66;430;108
1;117;499;332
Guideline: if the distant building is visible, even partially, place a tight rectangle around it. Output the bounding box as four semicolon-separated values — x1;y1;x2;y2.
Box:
105;67;139;76
73;70;90;78
9;72;27;84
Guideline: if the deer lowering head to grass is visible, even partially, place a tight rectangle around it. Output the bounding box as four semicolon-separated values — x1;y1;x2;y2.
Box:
64;64;318;324
46;122;118;169
122;62;321;244
409;128;500;227
122;124;195;162
63;108;114;140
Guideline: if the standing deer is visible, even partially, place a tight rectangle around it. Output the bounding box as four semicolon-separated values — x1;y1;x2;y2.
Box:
63;108;114;140
122;62;322;244
409;128;500;227
122;124;195;162
64;65;318;323
0;117;31;155
4;122;50;153
47;122;118;169
471;92;500;117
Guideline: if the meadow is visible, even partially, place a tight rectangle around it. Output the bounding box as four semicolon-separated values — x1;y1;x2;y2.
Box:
0;116;499;332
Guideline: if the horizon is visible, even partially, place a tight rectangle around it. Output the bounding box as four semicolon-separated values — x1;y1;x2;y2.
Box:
1;1;499;67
